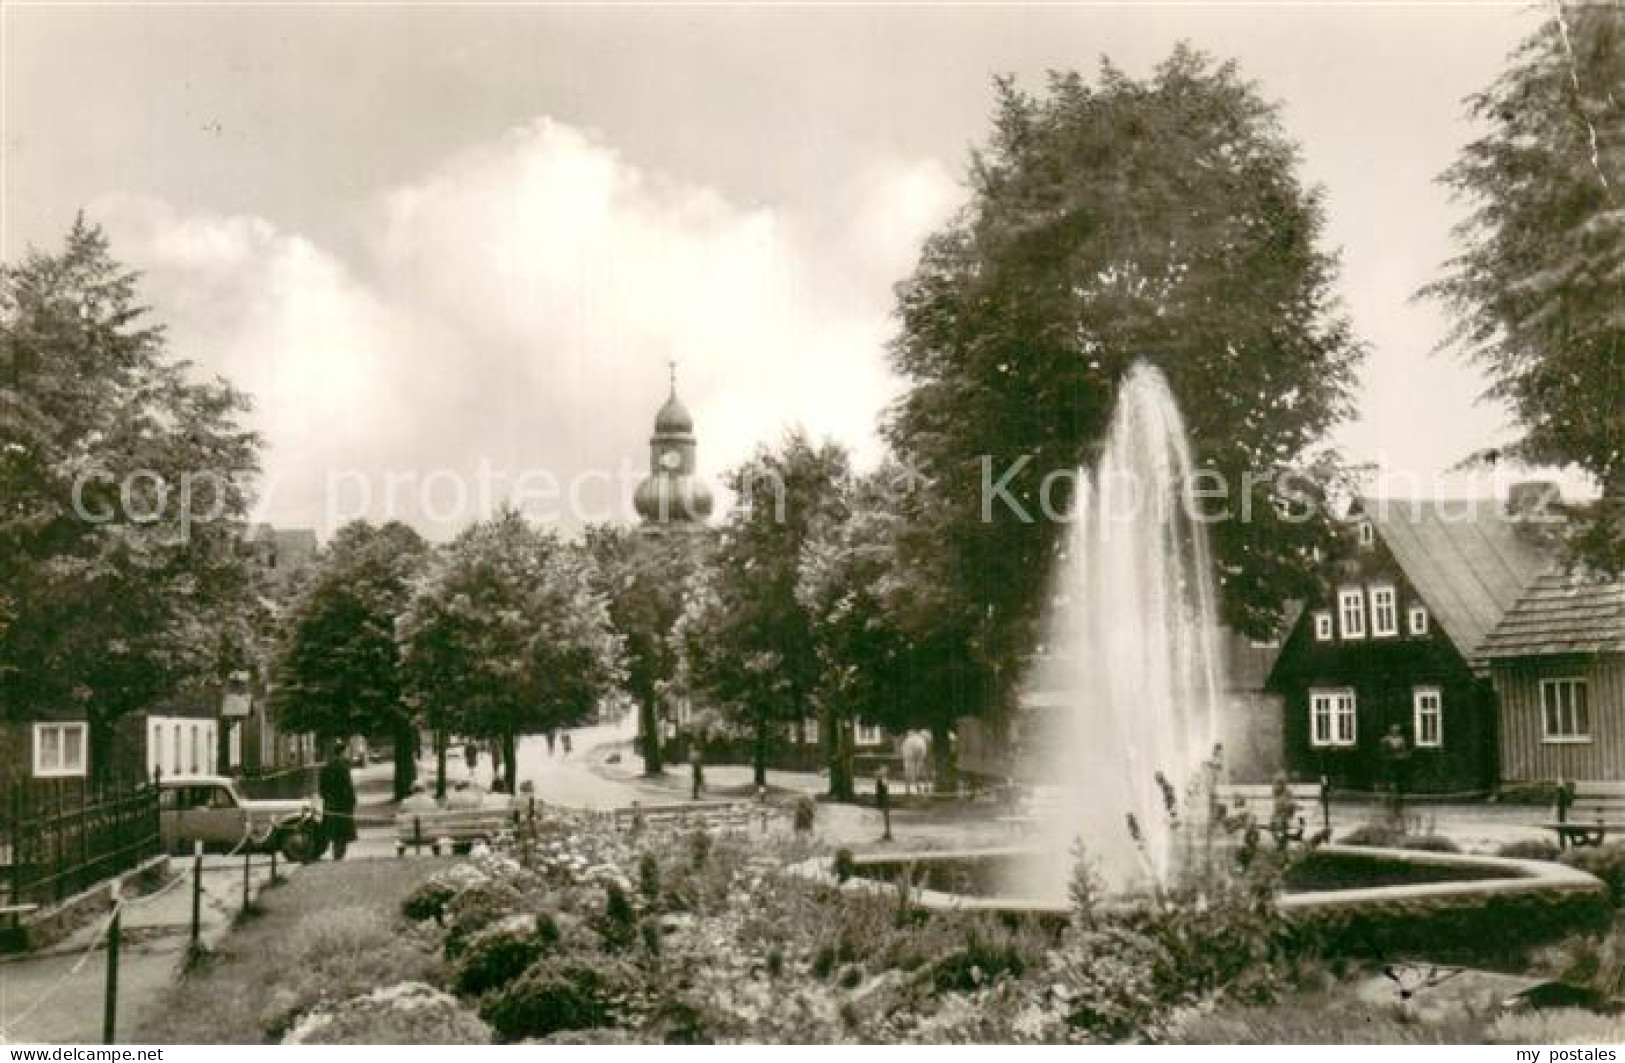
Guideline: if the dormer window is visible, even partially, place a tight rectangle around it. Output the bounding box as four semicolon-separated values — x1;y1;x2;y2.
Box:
1408;604;1429;636
1338;587;1366;639
1357;521;1375;548
1370;585;1398;637
1313;611;1334;641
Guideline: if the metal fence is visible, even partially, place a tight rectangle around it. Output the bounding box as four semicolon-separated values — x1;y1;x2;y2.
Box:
0;777;161;916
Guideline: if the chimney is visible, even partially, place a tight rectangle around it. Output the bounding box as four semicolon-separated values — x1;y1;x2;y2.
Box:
1505;480;1561;521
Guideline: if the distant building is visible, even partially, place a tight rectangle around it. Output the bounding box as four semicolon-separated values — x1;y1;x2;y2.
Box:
632;367;714;530
1267;494;1554;794
1480;569;1625;785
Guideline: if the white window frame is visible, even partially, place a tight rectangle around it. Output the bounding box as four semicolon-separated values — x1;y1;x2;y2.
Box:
1313;611;1334;642
1370;585;1399;638
1408;604;1429;636
33;722;88;778
1310;688;1357;748
854;722;884;746
1541;678;1592;744
1357;521;1375;548
1413;686;1443;748
1338;588;1366;640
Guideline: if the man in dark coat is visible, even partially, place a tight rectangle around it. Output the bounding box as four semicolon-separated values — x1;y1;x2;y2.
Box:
319;740;358;860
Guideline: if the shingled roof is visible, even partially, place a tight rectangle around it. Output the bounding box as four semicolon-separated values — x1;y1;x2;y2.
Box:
1359;497;1555;669
1478;569;1625;659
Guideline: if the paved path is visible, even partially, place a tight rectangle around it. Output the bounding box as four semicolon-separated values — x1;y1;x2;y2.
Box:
0;854;282;1044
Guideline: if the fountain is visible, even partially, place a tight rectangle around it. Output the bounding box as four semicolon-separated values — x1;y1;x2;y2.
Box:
1027;360;1226;895
789;360;1610;964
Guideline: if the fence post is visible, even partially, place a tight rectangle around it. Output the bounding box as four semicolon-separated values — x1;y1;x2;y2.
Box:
189;840;203;953
269;847;278;885
1319;775;1331;834
9;784;22;916
103;878;122;1044
54;785;65;904
242;848;251;912
413;815;422;856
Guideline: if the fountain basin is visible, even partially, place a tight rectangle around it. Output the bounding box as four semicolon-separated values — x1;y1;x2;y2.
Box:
791;846;1611;965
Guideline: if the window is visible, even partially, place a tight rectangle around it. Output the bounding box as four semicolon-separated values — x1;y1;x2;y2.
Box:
33;722;88;778
172;724;182;775
1310;688;1357;747
1409;605;1429;636
1357;521;1375;548
1338;588;1366;639
1370;585;1398;637
1413;687;1443;747
190;724;201;774
1313;611;1334;641
854;723;884;746
1542;678;1591;743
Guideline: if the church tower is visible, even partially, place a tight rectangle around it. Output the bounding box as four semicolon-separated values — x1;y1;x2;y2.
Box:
633;364;714;527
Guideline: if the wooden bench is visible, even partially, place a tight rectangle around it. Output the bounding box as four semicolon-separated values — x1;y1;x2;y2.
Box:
1541;782;1625;849
395;803;519;856
608;800;752;832
1214;782;1324;812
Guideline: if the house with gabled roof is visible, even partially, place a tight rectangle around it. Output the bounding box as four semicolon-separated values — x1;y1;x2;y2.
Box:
1479;570;1625;784
1266;491;1555;795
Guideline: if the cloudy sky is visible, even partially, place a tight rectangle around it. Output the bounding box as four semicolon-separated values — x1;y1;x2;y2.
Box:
1;3;1557;537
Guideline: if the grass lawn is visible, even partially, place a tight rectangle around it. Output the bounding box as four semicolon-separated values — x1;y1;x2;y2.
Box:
133;858;444;1044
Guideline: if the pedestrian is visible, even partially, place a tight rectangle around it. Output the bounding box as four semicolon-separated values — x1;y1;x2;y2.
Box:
1379;724;1410;822
875;765;892;842
463;740;479;773
690;742;705;801
319;739;358;861
561;732;573;757
546;730;557;756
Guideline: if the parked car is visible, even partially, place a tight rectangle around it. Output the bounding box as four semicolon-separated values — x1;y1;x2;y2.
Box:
158;775;326;862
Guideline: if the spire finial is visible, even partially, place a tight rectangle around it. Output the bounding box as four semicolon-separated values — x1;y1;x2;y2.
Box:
668;359;677;396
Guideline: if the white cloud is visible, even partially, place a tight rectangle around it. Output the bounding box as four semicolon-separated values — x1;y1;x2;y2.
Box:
91;117;964;538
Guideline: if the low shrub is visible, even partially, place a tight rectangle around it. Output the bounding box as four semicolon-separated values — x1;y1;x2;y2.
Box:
402;879;459;925
833;848;856;884
1496;839;1563;862
928;925;1034;993
1337;824;1459;853
1337;823;1405;848
1561;845;1625;908
444;880;525;957
479;956;638;1041
450;915;559;997
1058;927;1169;1041
1396;834;1461;854
284;982;492;1045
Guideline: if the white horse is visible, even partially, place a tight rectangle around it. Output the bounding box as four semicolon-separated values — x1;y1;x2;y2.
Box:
900;731;931;795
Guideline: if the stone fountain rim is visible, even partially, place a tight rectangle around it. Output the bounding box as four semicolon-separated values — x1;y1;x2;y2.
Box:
785;844;1607;916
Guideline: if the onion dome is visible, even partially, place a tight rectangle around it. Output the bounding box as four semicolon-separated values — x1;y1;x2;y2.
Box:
633;474;714;522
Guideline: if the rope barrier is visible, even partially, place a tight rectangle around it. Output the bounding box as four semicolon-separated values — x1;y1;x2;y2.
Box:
0;820;277;1042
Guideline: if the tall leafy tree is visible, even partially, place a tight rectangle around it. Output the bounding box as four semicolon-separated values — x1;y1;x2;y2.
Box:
399;508;623;793
885;50;1363;726
271;520;428;798
1425;3;1625;572
798;464;980;793
584;523;710;775
673;431;849;789
0;217;260;780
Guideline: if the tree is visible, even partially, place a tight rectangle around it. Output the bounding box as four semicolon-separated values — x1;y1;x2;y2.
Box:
798;464;979;793
1425;3;1625;572
885;50;1363;725
583;524;710;775
673;431;849;789
399;508;623;794
271;520;428;798
0;217;261;780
